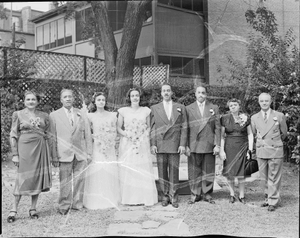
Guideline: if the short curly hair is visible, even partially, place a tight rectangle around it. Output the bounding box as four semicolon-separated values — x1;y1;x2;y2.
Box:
24;90;41;103
227;98;241;108
125;87;143;105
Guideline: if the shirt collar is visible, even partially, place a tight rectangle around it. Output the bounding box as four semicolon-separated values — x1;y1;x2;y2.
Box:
197;100;205;108
261;108;271;118
64;107;74;114
163;100;172;106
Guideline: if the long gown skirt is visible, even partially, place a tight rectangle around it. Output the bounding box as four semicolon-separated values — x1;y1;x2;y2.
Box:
83;146;120;210
118;134;158;206
223;136;248;179
13;133;52;195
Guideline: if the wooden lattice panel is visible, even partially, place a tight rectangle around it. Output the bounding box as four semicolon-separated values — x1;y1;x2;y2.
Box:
133;67;141;86
86;58;106;83
33;52;84;81
142;65;169;88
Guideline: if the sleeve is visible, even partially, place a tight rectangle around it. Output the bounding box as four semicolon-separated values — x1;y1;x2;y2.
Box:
43;113;54;160
118;107;125;117
144;107;151;117
10;111;20;156
220;114;225;127
49;112;59;162
279;113;288;141
150;106;157;147
214;105;221;147
179;105;188;147
83;112;93;156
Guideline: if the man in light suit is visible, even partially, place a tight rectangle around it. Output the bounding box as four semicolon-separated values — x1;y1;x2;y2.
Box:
185;85;221;204
150;83;187;208
251;93;287;212
50;89;92;215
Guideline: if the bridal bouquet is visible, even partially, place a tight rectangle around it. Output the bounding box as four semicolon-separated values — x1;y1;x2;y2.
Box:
125;119;147;154
93;121;116;159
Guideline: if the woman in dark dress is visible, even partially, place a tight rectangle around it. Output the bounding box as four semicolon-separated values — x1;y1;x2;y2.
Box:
219;99;253;204
7;90;53;223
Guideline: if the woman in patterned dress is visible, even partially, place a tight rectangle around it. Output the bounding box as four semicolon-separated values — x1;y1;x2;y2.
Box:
117;88;158;206
83;92;120;209
219;98;254;204
7;90;53;222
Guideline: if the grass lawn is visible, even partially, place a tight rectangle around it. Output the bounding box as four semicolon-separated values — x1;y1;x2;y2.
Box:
1;160;299;237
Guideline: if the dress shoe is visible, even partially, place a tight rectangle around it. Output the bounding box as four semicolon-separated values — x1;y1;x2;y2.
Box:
171;202;179;208
7;211;17;223
261;202;269;207
238;197;246;204
162;200;169;207
268;205;275;212
229;196;236;203
188;195;201;204
57;209;69;215
203;197;216;204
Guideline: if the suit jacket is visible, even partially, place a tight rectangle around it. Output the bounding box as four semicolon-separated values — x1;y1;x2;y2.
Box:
150;102;187;153
251;109;287;158
186;101;221;153
49;107;93;162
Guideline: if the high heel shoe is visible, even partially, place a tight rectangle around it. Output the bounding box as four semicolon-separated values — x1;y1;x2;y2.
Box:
238;197;246;204
7;211;17;223
229;196;236;203
29;209;39;219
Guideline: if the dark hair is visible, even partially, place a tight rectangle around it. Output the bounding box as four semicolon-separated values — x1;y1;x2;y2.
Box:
195;83;209;94
227;98;241;108
24;90;41;103
161;82;173;91
126;87;143;105
90;92;108;112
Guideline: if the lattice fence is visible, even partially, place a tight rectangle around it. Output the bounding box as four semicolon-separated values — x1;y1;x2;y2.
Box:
0;47;169;87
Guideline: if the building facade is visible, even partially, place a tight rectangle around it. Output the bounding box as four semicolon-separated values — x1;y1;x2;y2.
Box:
31;0;299;85
0;4;44;49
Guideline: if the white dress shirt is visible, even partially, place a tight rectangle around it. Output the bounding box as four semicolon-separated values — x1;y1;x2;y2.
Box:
64;107;74;126
197;100;205;116
261;108;271;121
163;100;173;120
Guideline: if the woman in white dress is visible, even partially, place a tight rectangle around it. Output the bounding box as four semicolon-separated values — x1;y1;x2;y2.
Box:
83;92;120;209
117;88;158;206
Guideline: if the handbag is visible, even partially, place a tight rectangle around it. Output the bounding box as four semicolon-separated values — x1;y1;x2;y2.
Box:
244;150;259;176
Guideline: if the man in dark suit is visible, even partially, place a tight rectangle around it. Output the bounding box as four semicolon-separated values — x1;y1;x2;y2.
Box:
185;84;221;204
251;93;287;211
150;83;187;208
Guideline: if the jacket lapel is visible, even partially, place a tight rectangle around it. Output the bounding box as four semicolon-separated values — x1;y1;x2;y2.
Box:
170;103;180;126
197;101;212;134
72;108;81;134
156;102;170;125
261;109;276;137
59;107;73;131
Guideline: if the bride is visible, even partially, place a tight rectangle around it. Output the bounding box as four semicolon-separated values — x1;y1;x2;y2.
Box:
83;92;120;209
117;88;158;206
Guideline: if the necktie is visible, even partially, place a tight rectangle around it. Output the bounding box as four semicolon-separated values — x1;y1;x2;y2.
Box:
199;103;204;116
68;110;74;126
264;112;267;123
165;102;171;120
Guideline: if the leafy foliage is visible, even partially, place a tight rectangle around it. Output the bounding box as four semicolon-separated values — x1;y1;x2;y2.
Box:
217;6;300;167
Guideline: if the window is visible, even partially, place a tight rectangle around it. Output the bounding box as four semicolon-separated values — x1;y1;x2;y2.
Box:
76;8;93;42
158;0;204;13
107;1;127;32
12;16;21;31
134;57;152;67
158;55;205;76
36;17;72;50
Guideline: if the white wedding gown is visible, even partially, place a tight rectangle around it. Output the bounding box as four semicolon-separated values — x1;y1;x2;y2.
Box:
118;107;158;206
83;112;121;209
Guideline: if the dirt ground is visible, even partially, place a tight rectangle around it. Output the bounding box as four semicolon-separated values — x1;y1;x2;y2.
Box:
1;159;299;237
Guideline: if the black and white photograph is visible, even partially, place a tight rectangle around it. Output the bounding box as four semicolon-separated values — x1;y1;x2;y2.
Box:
1;0;299;237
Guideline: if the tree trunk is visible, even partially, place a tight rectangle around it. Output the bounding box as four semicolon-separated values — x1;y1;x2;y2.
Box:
91;1;118;85
107;0;151;110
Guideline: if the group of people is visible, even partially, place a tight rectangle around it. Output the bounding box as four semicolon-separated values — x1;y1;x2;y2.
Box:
7;83;287;223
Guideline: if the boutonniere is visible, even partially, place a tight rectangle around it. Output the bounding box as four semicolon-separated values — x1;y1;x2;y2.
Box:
177;107;182;113
30;117;41;128
77;112;81;117
273;116;279;125
209;109;215;116
239;113;248;127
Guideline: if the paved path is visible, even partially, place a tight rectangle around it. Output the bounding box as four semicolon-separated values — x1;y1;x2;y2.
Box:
107;204;191;236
